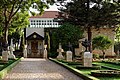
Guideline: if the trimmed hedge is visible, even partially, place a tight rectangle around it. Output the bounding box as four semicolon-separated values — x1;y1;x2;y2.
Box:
93;63;120;70
91;70;120;77
76;65;101;70
0;57;22;79
49;58;99;80
67;62;82;65
102;61;120;65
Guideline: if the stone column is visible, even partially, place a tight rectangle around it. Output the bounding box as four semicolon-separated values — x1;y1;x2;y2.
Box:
2;51;8;62
66;51;72;62
23;45;27;58
8;39;16;59
8;46;16;59
82;52;92;67
44;45;48;59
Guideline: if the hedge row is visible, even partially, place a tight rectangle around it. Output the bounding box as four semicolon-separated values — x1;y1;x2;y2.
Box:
49;58;99;80
0;57;23;79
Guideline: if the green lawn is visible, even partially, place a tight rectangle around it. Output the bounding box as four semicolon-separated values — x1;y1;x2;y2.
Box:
93;62;120;70
0;58;18;71
92;62;120;80
58;60;120;80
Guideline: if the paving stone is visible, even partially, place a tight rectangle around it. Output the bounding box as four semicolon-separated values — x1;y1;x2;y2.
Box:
4;58;83;80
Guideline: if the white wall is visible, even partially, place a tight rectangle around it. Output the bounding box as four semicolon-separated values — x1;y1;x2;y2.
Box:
26;27;44;37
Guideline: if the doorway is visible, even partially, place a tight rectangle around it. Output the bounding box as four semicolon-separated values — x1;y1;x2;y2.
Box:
31;41;38;57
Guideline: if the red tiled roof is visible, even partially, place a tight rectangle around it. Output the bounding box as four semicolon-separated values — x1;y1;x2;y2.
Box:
30;11;59;18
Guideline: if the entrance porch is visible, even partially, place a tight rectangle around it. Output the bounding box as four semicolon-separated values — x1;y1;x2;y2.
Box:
27;40;43;58
26;32;44;58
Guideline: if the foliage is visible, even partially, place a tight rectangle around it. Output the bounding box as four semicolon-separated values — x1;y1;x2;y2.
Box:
93;54;100;59
56;0;120;27
0;0;55;48
92;35;112;59
51;23;83;51
50;58;99;80
9;11;29;35
48;52;58;58
56;0;120;51
45;32;51;52
0;58;21;79
20;35;24;52
93;62;120;70
114;42;120;54
92;35;112;51
115;25;120;42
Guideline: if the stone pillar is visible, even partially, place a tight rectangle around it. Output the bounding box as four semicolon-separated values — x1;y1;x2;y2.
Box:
44;45;47;59
66;51;72;62
82;52;92;67
57;43;64;59
23;45;27;58
8;46;16;59
2;51;8;62
8;39;16;59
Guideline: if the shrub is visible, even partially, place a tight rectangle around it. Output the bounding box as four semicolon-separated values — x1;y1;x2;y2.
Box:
48;52;58;58
92;35;112;59
76;65;101;70
93;54;99;59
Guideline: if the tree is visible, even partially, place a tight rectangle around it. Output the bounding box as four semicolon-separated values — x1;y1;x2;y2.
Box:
0;0;55;50
92;35;112;59
51;23;83;52
56;0;120;52
0;11;29;51
9;11;30;50
9;11;29;35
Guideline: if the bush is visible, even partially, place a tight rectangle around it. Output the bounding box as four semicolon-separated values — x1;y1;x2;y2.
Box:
13;50;23;57
93;54;99;59
48;52;58;58
76;65;101;70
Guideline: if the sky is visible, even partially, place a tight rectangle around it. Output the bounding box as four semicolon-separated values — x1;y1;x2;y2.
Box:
30;4;59;15
45;4;59;11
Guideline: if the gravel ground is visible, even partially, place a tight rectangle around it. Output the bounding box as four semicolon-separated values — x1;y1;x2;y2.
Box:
4;58;83;80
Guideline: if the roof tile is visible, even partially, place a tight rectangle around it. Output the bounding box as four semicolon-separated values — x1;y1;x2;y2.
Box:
30;11;59;18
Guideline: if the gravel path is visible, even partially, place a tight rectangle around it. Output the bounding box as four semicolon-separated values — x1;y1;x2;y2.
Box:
4;58;83;80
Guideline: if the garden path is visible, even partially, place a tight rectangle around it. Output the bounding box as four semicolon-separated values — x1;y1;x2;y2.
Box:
4;58;83;80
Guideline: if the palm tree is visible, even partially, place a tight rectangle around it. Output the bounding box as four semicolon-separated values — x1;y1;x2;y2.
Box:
92;35;112;59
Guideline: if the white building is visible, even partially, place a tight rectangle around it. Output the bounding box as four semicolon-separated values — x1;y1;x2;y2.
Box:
25;11;60;58
24;11;115;58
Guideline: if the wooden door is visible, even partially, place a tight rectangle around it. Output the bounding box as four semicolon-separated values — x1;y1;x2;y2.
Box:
31;41;38;57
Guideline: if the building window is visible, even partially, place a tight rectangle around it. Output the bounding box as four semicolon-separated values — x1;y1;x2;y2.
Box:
31;20;33;22
31;23;33;25
39;23;41;25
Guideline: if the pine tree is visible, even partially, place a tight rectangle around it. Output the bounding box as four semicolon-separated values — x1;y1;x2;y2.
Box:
56;0;120;52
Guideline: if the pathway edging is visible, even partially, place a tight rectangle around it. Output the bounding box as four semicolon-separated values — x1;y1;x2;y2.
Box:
0;57;22;79
49;58;99;80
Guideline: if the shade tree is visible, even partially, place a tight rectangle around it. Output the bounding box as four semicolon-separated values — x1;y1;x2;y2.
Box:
51;23;83;52
0;0;55;50
55;0;120;52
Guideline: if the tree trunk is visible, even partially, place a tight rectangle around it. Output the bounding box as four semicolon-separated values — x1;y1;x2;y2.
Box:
3;25;8;51
102;50;105;60
88;27;92;52
2;24;9;62
86;0;92;53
